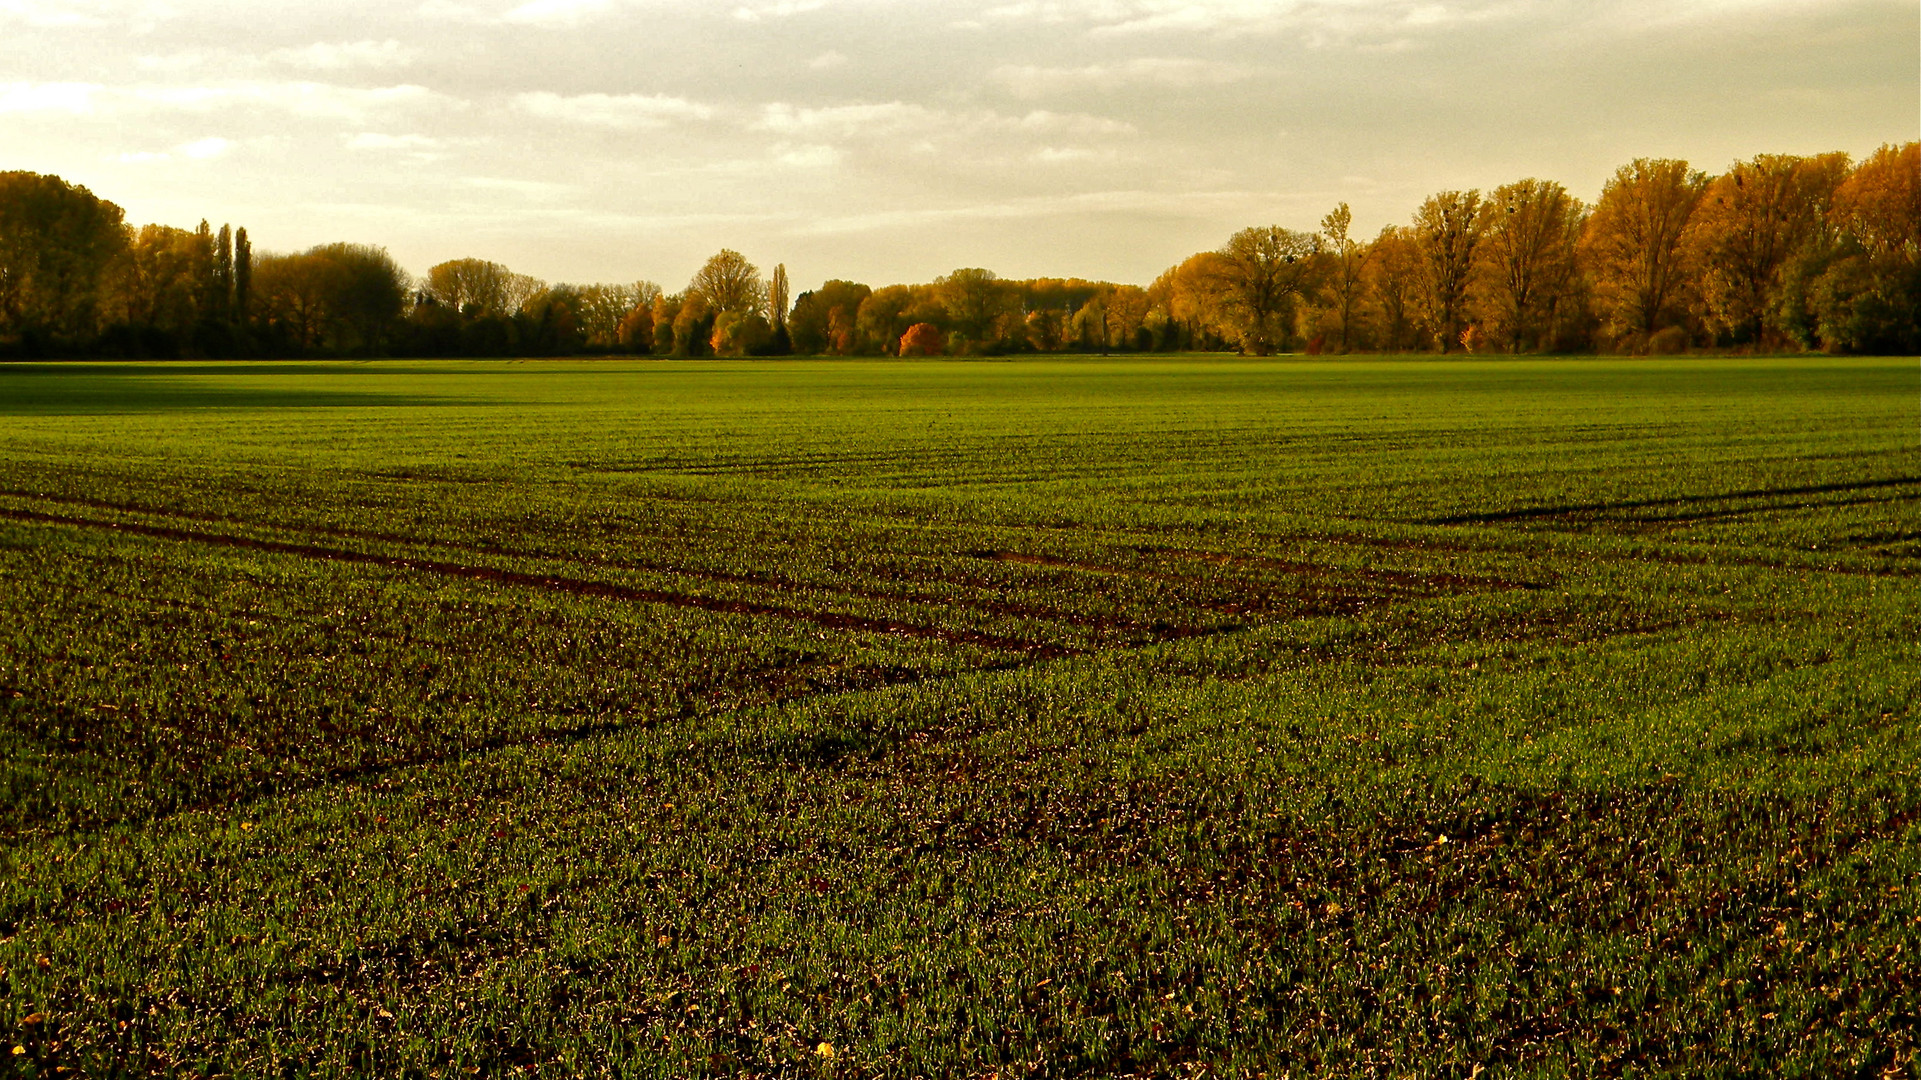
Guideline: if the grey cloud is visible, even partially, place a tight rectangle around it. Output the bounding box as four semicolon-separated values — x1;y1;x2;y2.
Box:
993;58;1256;96
512;91;714;128
268;40;420;70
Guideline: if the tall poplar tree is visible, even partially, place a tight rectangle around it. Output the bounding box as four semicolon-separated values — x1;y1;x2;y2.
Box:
768;263;789;329
233;226;252;329
215;224;234;323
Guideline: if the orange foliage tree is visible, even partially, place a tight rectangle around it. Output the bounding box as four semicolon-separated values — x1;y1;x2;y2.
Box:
897;322;945;356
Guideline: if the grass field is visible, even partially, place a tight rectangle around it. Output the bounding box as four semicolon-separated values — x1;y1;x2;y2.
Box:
0;354;1917;1077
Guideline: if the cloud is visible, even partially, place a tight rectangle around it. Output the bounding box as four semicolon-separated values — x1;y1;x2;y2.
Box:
788;187;1269;236
414;0;620;24
972;0;1530;37
178;135;231;158
1579;0;1851;31
345;132;443;151
0;79;456;124
808;50;848;69
269;40;420;71
512;91;713;129
134;50;211;73
753;101;932;137
499;0;612;26
1012;109;1136;136
0;0;175;32
993;57;1254;95
0;79;443;119
772;142;841;168
114;135;235;164
1032;145;1119;163
415;0;481;18
0;0;104;28
461;176;579;200
134;81;452;122
0;80;95;113
754;101;1133;141
733;0;825;20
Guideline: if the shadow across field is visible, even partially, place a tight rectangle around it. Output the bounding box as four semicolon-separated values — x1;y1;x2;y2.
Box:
1426;476;1921;527
0;366;460;414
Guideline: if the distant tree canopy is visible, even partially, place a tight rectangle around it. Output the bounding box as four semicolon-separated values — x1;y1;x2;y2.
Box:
0;171;126;345
2;141;1914;359
251;243;408;355
789;280;870;354
1209;226;1323;356
424;258;523;317
1582;159;1710;349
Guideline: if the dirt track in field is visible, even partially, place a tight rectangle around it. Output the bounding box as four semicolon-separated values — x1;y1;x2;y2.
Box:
0;507;1081;659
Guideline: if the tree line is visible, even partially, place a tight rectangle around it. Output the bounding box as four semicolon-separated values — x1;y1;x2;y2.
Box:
1;142;1914;361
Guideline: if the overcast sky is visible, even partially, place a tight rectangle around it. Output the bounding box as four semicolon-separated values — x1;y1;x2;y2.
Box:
2;0;1913;291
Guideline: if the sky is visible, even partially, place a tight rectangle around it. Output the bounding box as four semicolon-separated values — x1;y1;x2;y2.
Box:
2;0;1914;293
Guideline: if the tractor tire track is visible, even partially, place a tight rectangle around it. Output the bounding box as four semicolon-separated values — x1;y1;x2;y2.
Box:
0;508;1080;659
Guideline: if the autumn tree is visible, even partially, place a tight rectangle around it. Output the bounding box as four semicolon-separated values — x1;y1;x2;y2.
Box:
649;292;683;355
108;225;202;337
1360;226;1420;350
788;280;871;353
426;258;517;315
252;251;342;349
1689;153;1850;346
1319;203;1371;352
192;220;217;320
318;245;401;352
711;309;774;355
897;322;944;357
0;171;127;344
689;249;765;316
1018;278;1102;318
213;224;234;324
521;285;584;354
1778;142;1921;353
1408;190;1485;351
768;263;789;329
1581;158;1709;348
1152;252;1234;351
101;219;242;355
582;283;656;348
1832;142;1921;259
233;227;251;328
1207;226;1322;355
826;305;858;355
1101;285;1152;351
252;243;407;354
612;281;662;352
1071;284;1151;351
1025;307;1065;352
672;293;713;356
1475;179;1585;353
856;284;916;355
937;267;1011;349
617;306;652;352
314;243;408;353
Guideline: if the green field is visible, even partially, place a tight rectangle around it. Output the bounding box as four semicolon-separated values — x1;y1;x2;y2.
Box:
1;355;1917;1077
